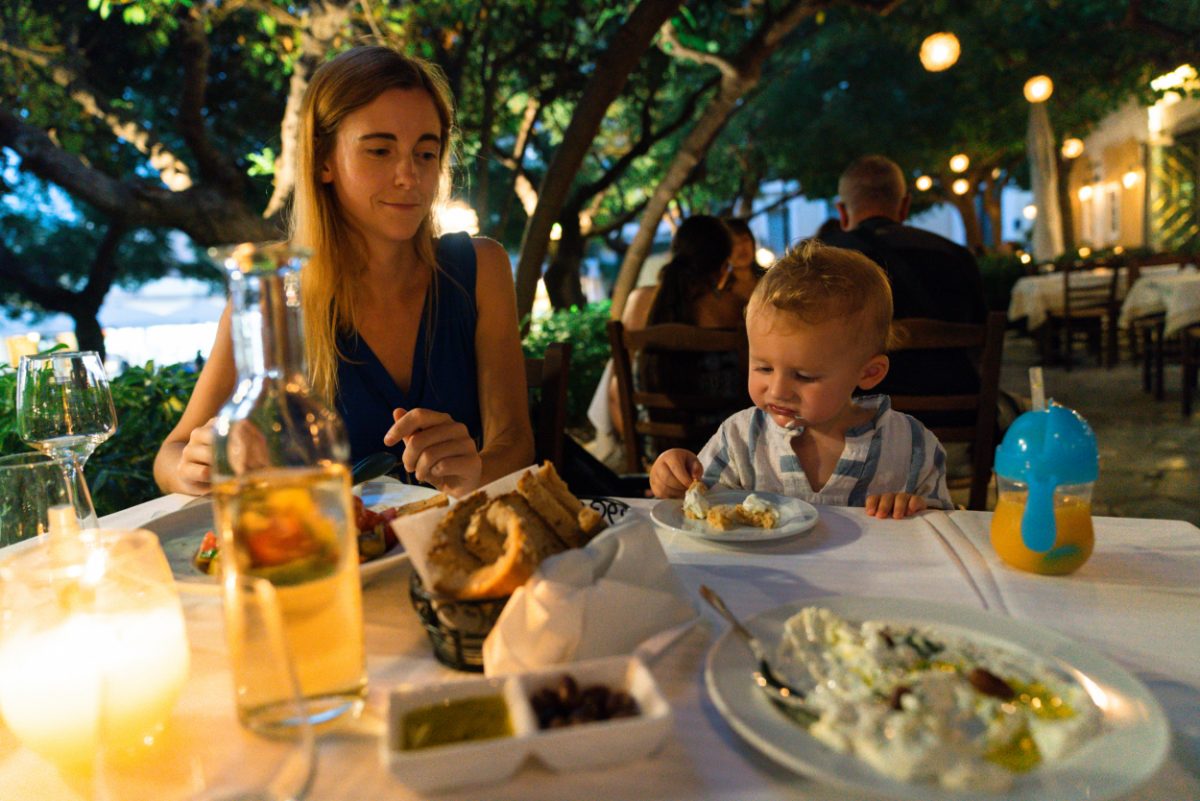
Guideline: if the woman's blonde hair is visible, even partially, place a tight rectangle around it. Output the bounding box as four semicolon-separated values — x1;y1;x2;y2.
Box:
290;45;456;401
749;238;896;354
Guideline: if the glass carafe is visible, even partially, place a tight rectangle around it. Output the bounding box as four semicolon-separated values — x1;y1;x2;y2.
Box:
208;242;365;727
991;404;1099;575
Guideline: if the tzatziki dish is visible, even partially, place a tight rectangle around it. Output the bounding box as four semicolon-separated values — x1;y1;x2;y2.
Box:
774;607;1101;791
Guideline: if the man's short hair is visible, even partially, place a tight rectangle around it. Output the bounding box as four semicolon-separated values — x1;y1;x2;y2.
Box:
750;239;895;355
838;155;907;214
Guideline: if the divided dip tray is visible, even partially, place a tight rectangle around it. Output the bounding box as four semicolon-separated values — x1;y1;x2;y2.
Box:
383;654;671;791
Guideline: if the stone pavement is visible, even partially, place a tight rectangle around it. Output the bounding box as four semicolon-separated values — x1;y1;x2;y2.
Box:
994;333;1199;526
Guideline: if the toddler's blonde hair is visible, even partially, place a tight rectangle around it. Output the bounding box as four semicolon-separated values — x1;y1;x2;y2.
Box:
749;239;895;355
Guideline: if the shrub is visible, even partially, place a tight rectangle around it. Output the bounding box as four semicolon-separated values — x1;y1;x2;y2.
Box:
976;253;1026;313
0;361;199;517
521;301;612;433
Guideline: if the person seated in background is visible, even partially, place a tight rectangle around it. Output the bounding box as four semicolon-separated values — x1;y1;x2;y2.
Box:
650;239;952;519
819;154;987;404
719;217;763;305
608;215;749;455
154;46;533;499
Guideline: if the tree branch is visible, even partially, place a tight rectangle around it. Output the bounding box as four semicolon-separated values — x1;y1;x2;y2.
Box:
82;223;128;311
176;4;245;194
658;20;739;80
0;39;193;191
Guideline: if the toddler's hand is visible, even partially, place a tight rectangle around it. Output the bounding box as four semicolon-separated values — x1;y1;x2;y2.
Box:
650;449;702;499
865;492;927;519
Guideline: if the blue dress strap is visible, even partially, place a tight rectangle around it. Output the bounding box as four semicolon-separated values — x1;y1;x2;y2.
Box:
335;233;483;473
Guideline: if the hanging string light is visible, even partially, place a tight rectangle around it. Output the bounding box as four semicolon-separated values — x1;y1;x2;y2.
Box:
949;154;970;173
919;32;961;72
1061;138;1084;159
952;178;971;195
915;175;933;191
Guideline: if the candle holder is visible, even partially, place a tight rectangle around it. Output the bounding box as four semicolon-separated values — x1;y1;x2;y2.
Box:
0;529;189;770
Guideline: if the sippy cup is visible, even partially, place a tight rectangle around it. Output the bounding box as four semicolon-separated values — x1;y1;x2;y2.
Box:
990;403;1099;575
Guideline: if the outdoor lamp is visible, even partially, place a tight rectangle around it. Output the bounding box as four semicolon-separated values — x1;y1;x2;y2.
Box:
952;178;971;195
1078;185;1094;202
915;175;933;191
1023;75;1054;103
1079;246;1092;258
1061;138;1084;159
755;247;776;268
1122;170;1140;189
1022;204;1037;220
919;32;960;72
949;154;970;173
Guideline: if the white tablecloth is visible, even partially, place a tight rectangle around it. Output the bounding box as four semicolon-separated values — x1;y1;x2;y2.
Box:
1008;265;1184;331
1119;270;1200;337
3;495;1198;800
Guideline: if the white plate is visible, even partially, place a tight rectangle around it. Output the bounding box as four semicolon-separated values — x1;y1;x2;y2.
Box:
704;596;1170;801
650;490;818;542
145;478;436;590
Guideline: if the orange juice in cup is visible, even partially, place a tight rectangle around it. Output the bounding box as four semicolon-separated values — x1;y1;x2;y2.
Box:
991;405;1098;576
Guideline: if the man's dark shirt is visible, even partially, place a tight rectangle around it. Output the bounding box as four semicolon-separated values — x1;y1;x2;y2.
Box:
821;216;988;400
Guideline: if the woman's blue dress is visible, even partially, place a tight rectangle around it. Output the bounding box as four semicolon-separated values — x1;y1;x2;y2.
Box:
335;233;483;474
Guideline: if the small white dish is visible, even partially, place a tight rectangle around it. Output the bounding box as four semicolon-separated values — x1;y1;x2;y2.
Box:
382;654;671;791
651;490;819;542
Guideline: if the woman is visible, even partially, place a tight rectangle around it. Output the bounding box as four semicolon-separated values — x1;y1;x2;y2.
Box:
608;215;746;447
720;217;762;305
154;46;533;499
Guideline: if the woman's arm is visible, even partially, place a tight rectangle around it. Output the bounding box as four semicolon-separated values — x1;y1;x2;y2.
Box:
153;305;237;495
472;237;535;481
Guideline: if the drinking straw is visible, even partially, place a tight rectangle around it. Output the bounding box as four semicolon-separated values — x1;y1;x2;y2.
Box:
1029;366;1046;412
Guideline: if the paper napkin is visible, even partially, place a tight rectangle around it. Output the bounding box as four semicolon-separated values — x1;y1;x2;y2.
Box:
481;515;698;676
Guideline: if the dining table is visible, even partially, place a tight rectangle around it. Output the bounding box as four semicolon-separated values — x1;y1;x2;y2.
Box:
2;488;1198;801
1007;264;1188;332
1118;268;1200;338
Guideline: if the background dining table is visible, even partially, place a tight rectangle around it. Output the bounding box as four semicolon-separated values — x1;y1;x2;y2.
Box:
1119;269;1200;338
1007;264;1187;332
2;488;1198;801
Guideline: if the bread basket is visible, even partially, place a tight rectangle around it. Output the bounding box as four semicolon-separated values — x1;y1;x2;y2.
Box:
410;496;630;671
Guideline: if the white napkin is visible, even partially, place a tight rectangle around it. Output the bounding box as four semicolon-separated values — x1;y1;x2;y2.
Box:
482;515;698;676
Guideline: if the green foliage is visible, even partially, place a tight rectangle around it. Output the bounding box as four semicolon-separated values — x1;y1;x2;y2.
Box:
521;302;611;431
0;361;199;518
976;253;1027;312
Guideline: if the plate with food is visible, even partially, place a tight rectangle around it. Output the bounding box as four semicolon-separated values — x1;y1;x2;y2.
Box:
650;484;818;542
704;596;1169;801
145;478;446;590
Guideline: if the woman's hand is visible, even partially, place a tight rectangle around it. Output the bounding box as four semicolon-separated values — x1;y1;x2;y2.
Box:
174;417;217;496
384;407;483;498
865;492;928;519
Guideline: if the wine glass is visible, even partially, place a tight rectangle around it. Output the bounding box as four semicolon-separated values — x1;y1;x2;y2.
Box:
16;350;118;528
0;452;73;545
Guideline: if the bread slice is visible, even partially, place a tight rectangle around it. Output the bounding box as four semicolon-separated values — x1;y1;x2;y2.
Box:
427;491;488;595
462;508;506;564
389;493;449;517
457;493;566;598
517;469;585;547
485;493;568;563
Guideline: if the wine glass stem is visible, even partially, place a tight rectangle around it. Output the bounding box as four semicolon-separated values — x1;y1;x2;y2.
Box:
61;456;98;529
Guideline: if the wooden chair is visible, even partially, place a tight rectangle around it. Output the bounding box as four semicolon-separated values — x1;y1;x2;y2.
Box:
607;320;749;474
888;311;1006;511
1043;263;1121;370
524;341;571;466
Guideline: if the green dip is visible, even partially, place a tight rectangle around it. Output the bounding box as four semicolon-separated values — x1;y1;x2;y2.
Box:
401;695;512;750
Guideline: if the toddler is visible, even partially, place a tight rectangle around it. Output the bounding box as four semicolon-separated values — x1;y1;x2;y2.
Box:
650;239;952;518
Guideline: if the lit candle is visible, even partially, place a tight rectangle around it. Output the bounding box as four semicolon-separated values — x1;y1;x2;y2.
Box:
0;530;190;770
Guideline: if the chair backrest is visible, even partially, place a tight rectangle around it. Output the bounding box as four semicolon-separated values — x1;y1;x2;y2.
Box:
607;320;749;473
1061;262;1119;315
524;341;571;467
887;311;1006;511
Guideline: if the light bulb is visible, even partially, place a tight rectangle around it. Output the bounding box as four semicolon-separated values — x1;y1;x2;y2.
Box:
949;154;970;173
952;178;971;195
919;32;961;72
1061;138;1084;159
1023;75;1054;103
915;175;933;191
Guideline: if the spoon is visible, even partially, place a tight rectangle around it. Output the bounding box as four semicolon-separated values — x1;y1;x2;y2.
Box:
699;585;815;718
350;452;398;486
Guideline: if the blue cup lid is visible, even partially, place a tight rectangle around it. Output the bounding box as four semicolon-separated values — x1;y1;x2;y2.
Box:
994;403;1098;485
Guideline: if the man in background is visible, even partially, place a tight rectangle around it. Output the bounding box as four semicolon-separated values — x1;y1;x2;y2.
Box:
820;154;988;399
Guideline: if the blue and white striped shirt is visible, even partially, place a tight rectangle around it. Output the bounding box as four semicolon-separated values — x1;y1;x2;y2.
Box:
698;395;953;509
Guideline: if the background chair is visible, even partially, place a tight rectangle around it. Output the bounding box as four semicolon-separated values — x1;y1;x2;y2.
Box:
888;311;1006;511
1043;263;1120;370
524;341;570;466
607;320;749;474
